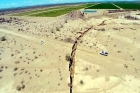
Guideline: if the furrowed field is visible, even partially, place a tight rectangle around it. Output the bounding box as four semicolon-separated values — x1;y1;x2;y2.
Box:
114;2;140;9
30;5;86;17
85;3;119;9
13;4;87;17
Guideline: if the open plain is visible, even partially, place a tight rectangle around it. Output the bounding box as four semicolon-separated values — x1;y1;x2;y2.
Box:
0;3;140;93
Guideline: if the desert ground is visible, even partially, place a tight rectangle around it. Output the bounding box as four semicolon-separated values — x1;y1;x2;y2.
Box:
0;5;140;93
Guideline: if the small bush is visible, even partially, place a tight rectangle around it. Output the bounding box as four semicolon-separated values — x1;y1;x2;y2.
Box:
65;20;67;23
21;81;24;84
11;54;14;57
65;53;70;61
60;24;63;28
0;69;3;72
1;36;6;41
85;67;88;71
51;29;55;33
21;84;25;89
65;38;74;43
14;67;18;71
14;73;17;76
80;80;84;85
56;27;60;31
16;86;21;91
124;64;128;68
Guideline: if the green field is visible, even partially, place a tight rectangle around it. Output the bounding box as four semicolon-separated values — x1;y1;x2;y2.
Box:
29;4;86;17
86;3;119;9
13;6;74;16
114;3;140;9
12;4;87;17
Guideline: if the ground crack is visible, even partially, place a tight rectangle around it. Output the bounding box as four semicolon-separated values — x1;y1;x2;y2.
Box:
69;25;93;93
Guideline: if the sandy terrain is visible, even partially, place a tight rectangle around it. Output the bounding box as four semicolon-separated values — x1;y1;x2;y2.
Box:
0;9;140;93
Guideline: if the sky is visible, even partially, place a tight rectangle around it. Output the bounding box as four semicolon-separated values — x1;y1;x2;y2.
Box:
0;0;137;9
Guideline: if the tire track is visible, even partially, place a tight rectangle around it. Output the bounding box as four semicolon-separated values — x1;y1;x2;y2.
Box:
69;25;93;93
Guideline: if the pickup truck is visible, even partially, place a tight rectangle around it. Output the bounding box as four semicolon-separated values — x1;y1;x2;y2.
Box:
100;50;108;56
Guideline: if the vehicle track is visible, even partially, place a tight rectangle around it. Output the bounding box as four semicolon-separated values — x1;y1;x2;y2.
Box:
0;28;97;55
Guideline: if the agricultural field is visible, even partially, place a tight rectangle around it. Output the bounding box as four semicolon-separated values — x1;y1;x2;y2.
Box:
85;3;119;9
30;5;86;17
114;2;140;9
13;6;69;16
13;4;87;17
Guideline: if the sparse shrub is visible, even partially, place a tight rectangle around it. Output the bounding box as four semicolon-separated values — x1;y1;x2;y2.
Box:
65;20;67;23
1;66;3;69
113;28;118;30
125;15;139;20
59;71;61;73
14;73;17;76
80;80;84;85
97;69;99;72
132;58;135;61
65;53;70;61
1;36;6;41
0;69;3;72
25;71;28;73
5;66;8;69
33;51;36;54
21;81;24;84
124;64;128;68
16;86;21;91
51;29;55;33
60;24;63;28
40;69;43;72
118;51;121;53
65;38;74;43
15;61;19;64
55;37;58;39
21;84;25;89
79;39;83;43
56;27;60;31
19;72;22;75
34;56;38;59
85;67;88;71
14;67;18;71
11;54;14;57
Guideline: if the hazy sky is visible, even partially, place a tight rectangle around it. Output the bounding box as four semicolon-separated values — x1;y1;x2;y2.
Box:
0;0;136;9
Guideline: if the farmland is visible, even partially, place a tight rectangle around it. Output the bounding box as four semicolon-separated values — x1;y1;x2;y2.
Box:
13;4;87;17
30;5;86;17
13;6;69;16
114;2;140;9
85;3;119;9
12;2;140;17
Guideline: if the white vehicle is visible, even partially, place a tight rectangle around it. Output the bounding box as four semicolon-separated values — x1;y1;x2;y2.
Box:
100;50;108;56
40;40;44;45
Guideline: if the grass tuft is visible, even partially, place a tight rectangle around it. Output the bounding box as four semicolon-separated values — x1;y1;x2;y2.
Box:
80;80;84;85
65;53;70;61
1;36;6;41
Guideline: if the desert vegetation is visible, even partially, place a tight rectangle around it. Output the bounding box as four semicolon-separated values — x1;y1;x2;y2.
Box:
125;15;139;20
0;2;140;93
65;53;70;61
0;36;6;41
